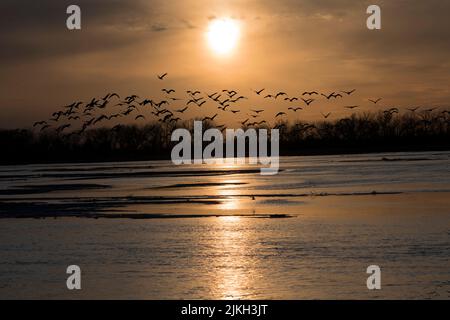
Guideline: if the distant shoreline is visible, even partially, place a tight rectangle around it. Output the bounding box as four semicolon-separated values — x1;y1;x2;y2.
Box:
2;110;449;165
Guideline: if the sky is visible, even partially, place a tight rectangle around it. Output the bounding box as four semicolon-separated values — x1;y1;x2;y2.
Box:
1;0;449;128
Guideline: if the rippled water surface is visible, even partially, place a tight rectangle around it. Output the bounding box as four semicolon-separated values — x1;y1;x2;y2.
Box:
0;152;449;299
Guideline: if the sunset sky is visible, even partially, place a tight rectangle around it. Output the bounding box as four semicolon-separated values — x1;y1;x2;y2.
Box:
1;0;449;128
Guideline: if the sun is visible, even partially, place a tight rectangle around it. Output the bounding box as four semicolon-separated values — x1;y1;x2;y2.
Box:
206;18;240;55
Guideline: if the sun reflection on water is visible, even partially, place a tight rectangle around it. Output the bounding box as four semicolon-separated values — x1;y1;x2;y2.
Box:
217;178;244;211
211;215;253;299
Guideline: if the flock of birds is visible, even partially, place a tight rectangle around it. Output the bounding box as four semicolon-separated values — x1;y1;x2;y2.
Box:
32;73;450;135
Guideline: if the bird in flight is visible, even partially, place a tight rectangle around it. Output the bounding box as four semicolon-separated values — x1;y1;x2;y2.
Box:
203;114;218;121
302;91;319;96
154;100;169;108
56;124;71;133
233;95;247;102
285;97;299;102
33;121;47;127
368;98;382;104
384;108;399;115
40;124;51;131
251;109;264;114
241;118;249;125
275;112;286;117
275;92;287;99
140;99;153;106
345;105;359;110
107;93;120;100
162;89;175;94
157;73;168;80
288;107;303;112
175;107;188;113
302;98;315;106
321;112;332;119
224;90;238;98
188;90;201;96
321;92;342;99
341;89;356;96
254;89;265;95
135;115;145;120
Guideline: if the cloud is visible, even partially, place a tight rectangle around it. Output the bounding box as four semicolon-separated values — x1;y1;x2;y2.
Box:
1;0;449;128
151;24;168;32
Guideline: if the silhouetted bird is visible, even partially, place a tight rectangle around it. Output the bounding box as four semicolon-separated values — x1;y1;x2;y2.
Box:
321;92;342;99
302;91;319;96
56;124;71;133
93;115;108;125
108;93;120;100
341;89;356;95
157;73;168;80
175;107;189;113
208;92;219;99
384;108;399;114
368;98;382;104
188;90;201;96
40;125;51;131
125;95;140;103
203;114;218;121
321;92;334;99
33;121;47;127
154;100;169;108
140;99;153;106
187;98;202;106
302;98;315;106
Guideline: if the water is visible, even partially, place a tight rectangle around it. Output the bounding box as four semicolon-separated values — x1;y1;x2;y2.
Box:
0;151;449;299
